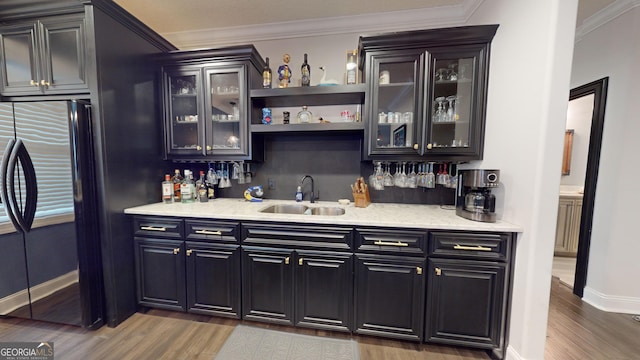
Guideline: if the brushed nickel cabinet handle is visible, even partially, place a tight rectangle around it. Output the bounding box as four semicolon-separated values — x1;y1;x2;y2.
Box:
141;226;166;232
374;240;409;247
195;229;222;236
454;244;492;251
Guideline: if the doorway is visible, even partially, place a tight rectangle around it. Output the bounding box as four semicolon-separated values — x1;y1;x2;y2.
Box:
554;77;608;297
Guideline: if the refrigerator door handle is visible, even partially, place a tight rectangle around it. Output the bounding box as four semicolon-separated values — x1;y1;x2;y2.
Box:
7;139;38;233
0;138;22;232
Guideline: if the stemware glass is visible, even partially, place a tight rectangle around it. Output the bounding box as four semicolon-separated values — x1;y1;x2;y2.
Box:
237;161;246;184
446;95;457;122
434;97;446;122
426;162;436;188
383;162;394;187
407;163;417;188
370;161;385;191
206;163;218;186
244;163;252;183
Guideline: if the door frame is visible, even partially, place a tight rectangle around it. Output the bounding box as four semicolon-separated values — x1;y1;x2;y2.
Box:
570;77;608;297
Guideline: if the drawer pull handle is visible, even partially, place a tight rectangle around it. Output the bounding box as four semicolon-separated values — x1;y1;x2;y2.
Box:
195;230;222;236
299;258;303;266
454;244;492;251
416;267;422;275
141;226;166;232
374;240;409;247
285;257;290;265
435;267;441;276
173;248;180;255
186;249;193;256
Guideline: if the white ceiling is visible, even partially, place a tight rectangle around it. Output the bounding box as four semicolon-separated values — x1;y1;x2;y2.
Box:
114;0;615;36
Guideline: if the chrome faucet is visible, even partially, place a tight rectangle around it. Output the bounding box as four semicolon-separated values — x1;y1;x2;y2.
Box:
300;175;317;203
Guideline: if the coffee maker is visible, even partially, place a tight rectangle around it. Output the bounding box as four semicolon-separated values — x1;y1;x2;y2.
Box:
456;169;500;223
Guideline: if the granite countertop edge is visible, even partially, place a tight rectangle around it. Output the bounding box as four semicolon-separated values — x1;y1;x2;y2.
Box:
124;198;522;232
124;198;523;233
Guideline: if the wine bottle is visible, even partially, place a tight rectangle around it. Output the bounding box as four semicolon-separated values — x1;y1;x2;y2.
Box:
262;57;272;89
301;53;310;86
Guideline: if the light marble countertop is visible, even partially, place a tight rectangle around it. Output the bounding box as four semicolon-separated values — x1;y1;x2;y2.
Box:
125;198;522;233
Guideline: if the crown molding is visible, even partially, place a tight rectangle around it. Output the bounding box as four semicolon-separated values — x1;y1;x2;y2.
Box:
575;0;640;42
163;0;483;50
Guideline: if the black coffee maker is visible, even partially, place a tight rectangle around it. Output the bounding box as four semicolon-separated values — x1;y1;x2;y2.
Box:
456;169;500;222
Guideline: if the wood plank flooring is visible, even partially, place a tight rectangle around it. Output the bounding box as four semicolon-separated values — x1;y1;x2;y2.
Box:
0;277;638;359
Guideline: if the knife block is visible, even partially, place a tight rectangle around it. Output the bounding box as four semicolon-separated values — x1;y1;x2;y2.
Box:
352;189;371;208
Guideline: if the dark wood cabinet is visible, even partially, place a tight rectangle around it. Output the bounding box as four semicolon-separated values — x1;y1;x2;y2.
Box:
133;216;241;318
296;250;353;332
425;231;515;359
241;222;354;331
425;258;505;348
354;254;425;341
186;242;241;317
157;45;264;161
359;25;498;161
0;13;87;96
241;246;295;325
134;238;186;311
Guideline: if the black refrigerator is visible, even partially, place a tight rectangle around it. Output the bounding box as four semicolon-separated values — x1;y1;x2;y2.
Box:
0;100;104;329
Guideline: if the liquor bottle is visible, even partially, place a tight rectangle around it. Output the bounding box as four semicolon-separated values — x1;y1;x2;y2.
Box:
181;170;195;203
301;53;310;86
262;57;272;89
171;169;183;202
346;49;357;85
162;174;173;203
296;106;312;123
196;171;208;202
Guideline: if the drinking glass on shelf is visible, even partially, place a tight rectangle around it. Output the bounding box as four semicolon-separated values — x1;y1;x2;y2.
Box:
448;63;458;81
434;97;446;122
446;95;457;121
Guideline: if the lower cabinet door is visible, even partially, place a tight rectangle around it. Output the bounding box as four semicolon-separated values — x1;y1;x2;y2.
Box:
296;251;353;332
134;238;186;311
242;247;294;325
425;258;506;349
186;242;240;318
354;254;425;341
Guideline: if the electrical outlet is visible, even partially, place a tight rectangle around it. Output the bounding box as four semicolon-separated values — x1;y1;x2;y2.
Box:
268;178;275;190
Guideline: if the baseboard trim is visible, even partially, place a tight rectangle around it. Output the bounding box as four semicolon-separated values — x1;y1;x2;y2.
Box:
583;286;640;314
0;270;78;315
505;345;524;360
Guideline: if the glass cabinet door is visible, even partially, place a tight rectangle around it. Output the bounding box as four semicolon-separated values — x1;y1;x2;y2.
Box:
205;66;247;156
369;52;423;155
165;68;204;156
0;23;40;94
424;48;484;156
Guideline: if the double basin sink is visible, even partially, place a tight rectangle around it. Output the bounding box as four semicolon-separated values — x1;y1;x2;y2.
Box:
260;204;345;216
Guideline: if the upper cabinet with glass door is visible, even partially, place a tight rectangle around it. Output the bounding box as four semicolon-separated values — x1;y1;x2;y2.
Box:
360;25;498;161
158;45;264;161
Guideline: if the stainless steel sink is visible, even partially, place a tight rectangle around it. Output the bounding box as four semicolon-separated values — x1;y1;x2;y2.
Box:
259;204;345;216
259;204;309;214
309;207;345;216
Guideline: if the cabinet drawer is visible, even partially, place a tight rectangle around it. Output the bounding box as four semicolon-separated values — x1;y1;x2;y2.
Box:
134;216;183;239
355;227;427;256
185;219;240;243
242;222;352;251
428;231;512;261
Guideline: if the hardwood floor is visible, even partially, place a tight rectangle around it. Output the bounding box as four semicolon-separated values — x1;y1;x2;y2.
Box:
0;278;638;359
